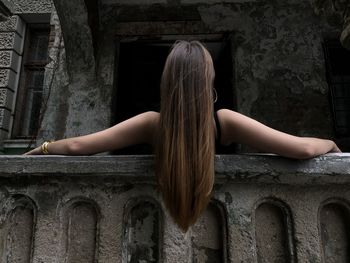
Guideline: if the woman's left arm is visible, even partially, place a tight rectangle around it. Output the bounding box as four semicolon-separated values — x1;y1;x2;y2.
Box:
25;111;159;155
217;109;341;159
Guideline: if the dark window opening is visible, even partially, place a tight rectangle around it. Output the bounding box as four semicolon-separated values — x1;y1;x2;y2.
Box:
114;38;236;154
12;24;49;138
323;39;350;151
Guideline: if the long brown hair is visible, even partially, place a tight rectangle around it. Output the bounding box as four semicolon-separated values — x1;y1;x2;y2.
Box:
156;40;215;231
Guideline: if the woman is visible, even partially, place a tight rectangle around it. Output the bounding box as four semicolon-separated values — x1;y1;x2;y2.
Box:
26;40;341;231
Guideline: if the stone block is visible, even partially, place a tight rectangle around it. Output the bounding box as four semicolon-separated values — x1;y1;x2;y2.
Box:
14;15;25;37
0;107;11;129
0;88;14;109
0;50;10;66
0;15;17;31
0;15;25;37
0;32;23;54
12;0;53;14
0;50;21;72
0;0;13;21
0;69;17;91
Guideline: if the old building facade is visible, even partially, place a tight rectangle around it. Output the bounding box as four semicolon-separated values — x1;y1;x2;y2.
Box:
0;0;349;262
0;0;349;154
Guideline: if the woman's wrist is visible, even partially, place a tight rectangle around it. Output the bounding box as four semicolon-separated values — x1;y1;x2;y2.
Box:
24;141;54;155
40;141;54;154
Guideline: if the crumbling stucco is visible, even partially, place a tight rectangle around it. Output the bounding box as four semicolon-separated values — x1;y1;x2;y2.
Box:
0;154;349;262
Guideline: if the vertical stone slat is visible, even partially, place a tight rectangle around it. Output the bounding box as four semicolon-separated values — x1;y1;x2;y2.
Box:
293;201;323;262
96;193;127;263
320;203;350;263
191;202;226;263
6;205;34;263
226;191;256;263
162;213;192;263
124;200;162;263
66;202;98;263
255;203;290;263
31;190;62;263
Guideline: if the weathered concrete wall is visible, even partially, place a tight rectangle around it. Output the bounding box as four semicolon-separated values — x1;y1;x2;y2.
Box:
0;0;114;147
106;0;339;138
0;154;349;262
1;0;345;151
50;0;342;145
37;11;70;142
38;0;115;143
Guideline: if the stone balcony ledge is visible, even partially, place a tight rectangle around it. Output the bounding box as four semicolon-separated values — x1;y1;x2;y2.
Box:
0;153;350;262
1;153;349;184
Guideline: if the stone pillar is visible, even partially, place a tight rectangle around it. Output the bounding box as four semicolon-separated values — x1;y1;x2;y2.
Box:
38;0;113;144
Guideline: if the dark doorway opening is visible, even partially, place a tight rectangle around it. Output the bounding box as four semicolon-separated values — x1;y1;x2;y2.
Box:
114;39;236;154
323;39;350;151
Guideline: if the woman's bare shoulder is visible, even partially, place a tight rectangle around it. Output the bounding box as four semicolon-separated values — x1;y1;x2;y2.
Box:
216;108;238;117
216;109;239;145
143;111;160;146
142;111;160;120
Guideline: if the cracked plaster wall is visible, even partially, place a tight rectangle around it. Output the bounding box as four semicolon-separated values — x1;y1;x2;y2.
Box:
51;0;341;143
0;154;348;262
195;1;339;138
1;0;342;147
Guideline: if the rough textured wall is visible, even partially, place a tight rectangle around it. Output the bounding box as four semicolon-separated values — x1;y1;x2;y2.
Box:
11;0;52;13
313;0;350;50
225;1;339;137
98;0;340;142
38;0;115;142
0;0;343;147
194;0;339;137
38;11;71;142
0;154;349;262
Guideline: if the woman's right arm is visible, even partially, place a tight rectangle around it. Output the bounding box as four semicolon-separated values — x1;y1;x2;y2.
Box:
25;111;160;155
217;109;341;159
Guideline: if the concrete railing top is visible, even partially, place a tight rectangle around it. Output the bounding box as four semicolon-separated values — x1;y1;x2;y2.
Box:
0;153;349;185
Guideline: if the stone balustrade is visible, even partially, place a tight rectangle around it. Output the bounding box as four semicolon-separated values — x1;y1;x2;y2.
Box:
0;154;349;262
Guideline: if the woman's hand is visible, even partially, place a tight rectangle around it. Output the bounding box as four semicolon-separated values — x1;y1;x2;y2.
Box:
23;146;42;155
330;142;342;153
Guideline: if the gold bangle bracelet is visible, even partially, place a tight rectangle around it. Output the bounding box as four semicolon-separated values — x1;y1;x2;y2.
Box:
41;141;52;154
